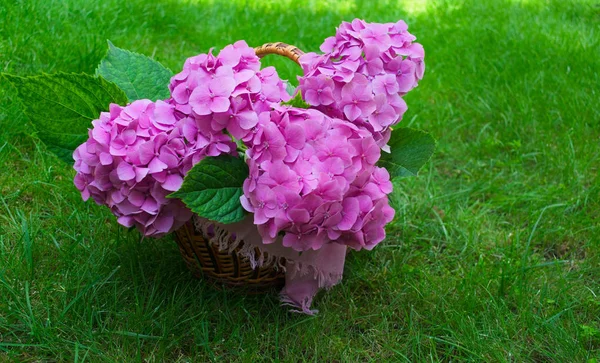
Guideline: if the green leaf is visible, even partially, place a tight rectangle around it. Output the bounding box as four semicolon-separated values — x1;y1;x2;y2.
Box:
96;41;173;101
281;91;310;109
378;127;436;178
285;82;296;97
3;73;128;163
169;155;249;224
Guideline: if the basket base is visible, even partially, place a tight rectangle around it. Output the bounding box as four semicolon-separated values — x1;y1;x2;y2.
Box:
174;220;285;291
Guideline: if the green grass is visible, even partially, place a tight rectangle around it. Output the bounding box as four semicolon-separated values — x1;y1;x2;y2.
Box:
1;0;599;360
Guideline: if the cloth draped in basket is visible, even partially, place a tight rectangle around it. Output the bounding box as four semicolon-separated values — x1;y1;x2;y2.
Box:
193;216;347;314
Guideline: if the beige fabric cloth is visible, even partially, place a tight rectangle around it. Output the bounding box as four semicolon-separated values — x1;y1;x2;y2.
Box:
193;215;347;314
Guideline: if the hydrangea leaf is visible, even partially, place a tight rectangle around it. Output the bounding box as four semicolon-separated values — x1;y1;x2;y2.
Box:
285;82;296;97
3;72;128;163
96;41;173;101
378;127;436;178
169;155;249;224
281;91;310;109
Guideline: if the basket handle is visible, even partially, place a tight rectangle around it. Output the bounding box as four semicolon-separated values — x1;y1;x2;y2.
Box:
254;42;305;65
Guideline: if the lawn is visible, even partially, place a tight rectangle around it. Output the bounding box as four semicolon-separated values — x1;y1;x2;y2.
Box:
1;0;599;361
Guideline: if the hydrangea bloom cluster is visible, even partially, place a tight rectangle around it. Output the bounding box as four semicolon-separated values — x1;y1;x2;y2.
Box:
74;41;294;238
168;40;291;142
297;19;425;148
73;99;235;237
240;105;395;252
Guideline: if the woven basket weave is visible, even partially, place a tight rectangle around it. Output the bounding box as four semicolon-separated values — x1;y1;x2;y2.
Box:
173;43;305;289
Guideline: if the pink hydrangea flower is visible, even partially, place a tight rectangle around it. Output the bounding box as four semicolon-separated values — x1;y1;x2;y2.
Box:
240;105;394;252
298;19;425;148
73;99;235;238
169;40;291;141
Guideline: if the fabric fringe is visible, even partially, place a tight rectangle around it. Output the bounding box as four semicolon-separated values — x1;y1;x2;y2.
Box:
280;294;318;315
285;261;343;290
192;215;286;271
192;215;343;290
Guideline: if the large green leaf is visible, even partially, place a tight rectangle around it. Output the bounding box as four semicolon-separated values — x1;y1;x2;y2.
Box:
378;127;436;178
96;41;173;102
3;73;128;163
169;155;249;224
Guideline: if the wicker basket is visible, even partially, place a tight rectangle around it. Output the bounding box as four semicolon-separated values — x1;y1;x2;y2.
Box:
173;43;305;290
